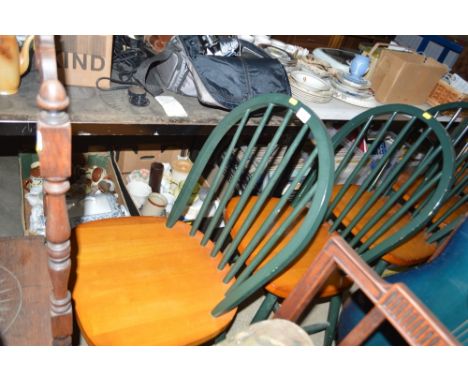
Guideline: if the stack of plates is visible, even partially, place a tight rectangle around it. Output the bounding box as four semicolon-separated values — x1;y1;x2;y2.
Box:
330;72;379;108
289;70;333;103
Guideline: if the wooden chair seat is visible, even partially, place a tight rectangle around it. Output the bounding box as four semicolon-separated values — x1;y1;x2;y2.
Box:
226;183;437;300
225;197;348;299
332;185;437;266
432;195;468;226
72;217;236;345
393;171;468;227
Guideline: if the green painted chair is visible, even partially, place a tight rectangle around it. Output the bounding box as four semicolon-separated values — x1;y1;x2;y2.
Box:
424;102;467;243
225;104;456;345
71;94;334;345
389;102;467;251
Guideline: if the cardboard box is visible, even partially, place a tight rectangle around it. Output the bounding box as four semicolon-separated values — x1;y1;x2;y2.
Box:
20;152;129;235
55;35;113;88
114;150;218;220
370;50;449;104
117;149;184;175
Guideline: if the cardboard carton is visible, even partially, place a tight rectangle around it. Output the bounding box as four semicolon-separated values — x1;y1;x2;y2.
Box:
116;149;184;175
20;152;128;235
370;50;449;104
55;35;113;88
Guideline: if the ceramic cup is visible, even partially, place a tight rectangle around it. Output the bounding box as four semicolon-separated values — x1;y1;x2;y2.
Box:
349;54;370;79
141;192;168;217
171;159;193;184
126;180;152;209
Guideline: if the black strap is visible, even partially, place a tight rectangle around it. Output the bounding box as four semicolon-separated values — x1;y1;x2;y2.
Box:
96;49;175;96
95;77;139;91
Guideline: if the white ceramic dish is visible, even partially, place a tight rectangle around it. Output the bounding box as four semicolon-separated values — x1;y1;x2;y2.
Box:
290;70;331;93
291;89;332;104
333;89;380;108
290;82;333;103
342;73;371;88
331;78;373;98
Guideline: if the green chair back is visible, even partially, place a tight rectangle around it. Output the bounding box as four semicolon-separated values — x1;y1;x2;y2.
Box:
425;102;468;242
167;94;334;316
307;104;455;265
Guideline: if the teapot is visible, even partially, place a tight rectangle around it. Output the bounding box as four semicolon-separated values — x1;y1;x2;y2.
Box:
0;35;34;95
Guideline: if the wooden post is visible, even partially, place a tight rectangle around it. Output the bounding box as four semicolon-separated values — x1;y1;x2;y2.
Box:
35;36;73;345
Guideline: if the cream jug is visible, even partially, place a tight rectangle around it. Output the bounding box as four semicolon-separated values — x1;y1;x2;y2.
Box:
0;35;34;95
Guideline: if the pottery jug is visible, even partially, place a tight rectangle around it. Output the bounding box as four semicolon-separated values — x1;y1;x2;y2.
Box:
0;35;34;95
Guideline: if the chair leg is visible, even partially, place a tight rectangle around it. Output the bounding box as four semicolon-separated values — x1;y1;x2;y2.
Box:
251;292;278;324
374;259;389;276
323;294;342;346
213;331;227;344
303;322;330;335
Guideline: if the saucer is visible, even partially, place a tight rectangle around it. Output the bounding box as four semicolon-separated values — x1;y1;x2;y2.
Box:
331;77;373;98
343;73;370;86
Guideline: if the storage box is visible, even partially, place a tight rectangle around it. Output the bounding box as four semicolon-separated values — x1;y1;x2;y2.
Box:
370;50;449;104
20;152;129;235
115;150;218;220
55;35;113;88
116;149;184;175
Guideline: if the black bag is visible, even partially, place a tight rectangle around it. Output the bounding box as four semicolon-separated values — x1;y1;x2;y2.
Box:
134;35;291;110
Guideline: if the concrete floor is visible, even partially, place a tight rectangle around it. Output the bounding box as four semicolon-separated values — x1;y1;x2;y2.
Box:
0;154;328;345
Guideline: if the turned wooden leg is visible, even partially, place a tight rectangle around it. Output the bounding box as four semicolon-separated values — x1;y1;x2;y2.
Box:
44;181;72;346
35;35;73;345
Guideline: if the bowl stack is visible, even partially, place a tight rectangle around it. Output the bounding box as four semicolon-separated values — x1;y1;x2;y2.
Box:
289;70;333;103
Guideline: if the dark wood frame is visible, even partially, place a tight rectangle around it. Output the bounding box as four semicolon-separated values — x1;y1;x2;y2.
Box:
274;235;459;346
0;35;72;345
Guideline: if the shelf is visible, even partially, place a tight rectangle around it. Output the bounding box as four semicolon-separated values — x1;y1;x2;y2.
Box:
0;69;435;137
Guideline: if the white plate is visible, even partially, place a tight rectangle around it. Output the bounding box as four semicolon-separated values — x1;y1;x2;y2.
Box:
290;70;331;92
291;83;333;99
331;78;373;98
289;77;333;96
333;89;380;108
291;86;333;103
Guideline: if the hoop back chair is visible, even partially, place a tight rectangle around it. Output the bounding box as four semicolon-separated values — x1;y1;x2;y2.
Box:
0;36;73;345
388;102;467;258
72;94;334;345
226;104;455;344
424;102;467;243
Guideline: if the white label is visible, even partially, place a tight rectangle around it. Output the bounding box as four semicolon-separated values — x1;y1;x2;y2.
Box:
296;107;311;123
155;96;188;118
